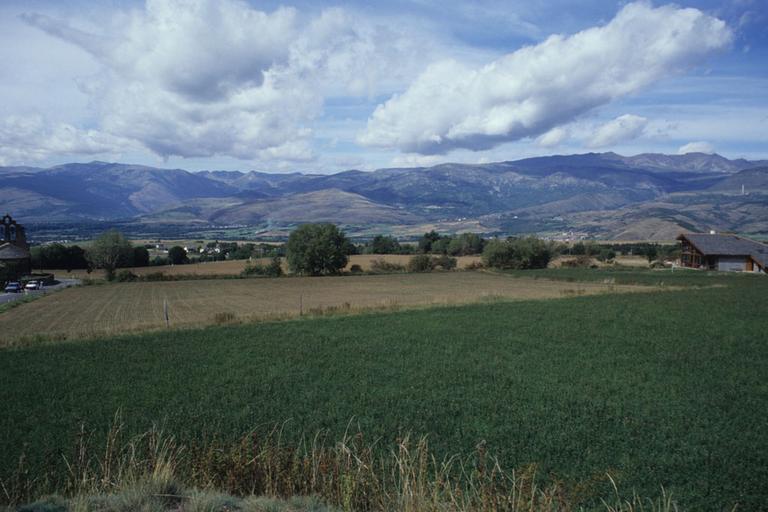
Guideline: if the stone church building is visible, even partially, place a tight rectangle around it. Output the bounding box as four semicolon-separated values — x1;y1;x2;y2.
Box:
0;214;32;281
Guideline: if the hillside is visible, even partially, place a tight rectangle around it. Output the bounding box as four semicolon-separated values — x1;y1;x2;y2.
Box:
0;161;237;220
707;166;768;193
144;189;419;225
2;152;766;239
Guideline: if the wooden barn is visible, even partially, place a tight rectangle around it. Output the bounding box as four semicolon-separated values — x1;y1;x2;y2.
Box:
677;233;768;272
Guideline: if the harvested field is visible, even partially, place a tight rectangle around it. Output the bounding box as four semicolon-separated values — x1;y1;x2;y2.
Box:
42;254;483;280
0;271;643;344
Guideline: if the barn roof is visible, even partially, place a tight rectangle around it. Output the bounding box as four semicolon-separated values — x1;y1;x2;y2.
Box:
0;243;30;260
678;233;768;267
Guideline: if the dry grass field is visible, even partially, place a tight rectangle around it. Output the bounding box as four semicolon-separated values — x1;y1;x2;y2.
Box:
42;254;483;280
0;271;644;345
548;254;652;268
614;255;652;267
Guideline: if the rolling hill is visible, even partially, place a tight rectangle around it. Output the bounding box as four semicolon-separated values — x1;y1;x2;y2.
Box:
2;153;766;240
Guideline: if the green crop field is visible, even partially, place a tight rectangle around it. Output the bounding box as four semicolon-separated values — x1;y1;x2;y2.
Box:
1;269;766;510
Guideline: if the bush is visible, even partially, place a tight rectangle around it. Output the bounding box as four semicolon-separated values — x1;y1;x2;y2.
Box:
595;247;616;262
482;237;552;270
349;264;363;274
407;254;435;272
482;239;517;269
151;256;170;266
369;258;405;273
114;270;138;282
432;255;457;270
141;272;168;281
560;255;596;268
241;257;283;277
212;311;237;324
571;242;586;255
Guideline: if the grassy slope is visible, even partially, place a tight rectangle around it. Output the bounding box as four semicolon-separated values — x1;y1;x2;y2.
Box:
1;272;766;510
500;266;757;286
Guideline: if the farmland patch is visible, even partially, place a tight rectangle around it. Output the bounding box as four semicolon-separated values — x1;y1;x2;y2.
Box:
0;272;645;345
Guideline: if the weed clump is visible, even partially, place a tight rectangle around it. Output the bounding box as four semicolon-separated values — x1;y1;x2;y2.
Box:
114;270;138;282
407;254;457;272
4;418;680;512
213;312;238;324
369;258;405;273
241;257;283;278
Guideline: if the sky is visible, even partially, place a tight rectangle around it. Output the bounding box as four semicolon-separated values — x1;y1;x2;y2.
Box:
0;0;766;173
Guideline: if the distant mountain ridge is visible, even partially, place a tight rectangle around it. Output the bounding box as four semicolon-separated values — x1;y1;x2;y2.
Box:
1;152;766;240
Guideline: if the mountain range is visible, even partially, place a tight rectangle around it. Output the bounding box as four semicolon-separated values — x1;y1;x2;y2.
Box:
1;152;767;240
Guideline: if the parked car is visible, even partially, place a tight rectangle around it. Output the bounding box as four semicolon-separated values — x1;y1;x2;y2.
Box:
24;281;41;290
4;282;22;293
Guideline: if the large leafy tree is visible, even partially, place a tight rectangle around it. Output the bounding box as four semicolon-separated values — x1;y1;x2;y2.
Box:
168;246;189;265
447;233;485;256
418;230;442;253
133;246;150;267
482;237;553;270
370;234;401;254
86;230;134;280
286;223;350;276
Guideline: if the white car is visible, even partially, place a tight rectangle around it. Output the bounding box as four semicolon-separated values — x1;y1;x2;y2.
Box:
24;281;40;290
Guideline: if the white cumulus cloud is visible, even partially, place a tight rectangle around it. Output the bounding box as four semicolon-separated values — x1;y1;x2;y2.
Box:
0;116;134;165
587;114;648;148
678;141;715;154
19;0;435;163
359;2;732;155
536;126;569;148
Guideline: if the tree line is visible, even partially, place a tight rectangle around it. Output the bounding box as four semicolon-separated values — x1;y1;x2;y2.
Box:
284;224;553;275
42;224;682;280
31;235;151;278
31;235;285;278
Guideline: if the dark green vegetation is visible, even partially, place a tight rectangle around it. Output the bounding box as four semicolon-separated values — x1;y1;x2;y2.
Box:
1;270;766;510
30;244;89;271
84;230;134;280
482;237;553;269
406;254;457;272
501;266;750;287
167;245;189;265
286;223;353;275
241;256;283;277
359;234;412;254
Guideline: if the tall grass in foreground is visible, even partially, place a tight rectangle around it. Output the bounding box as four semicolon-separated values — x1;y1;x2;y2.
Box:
3;418;682;512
